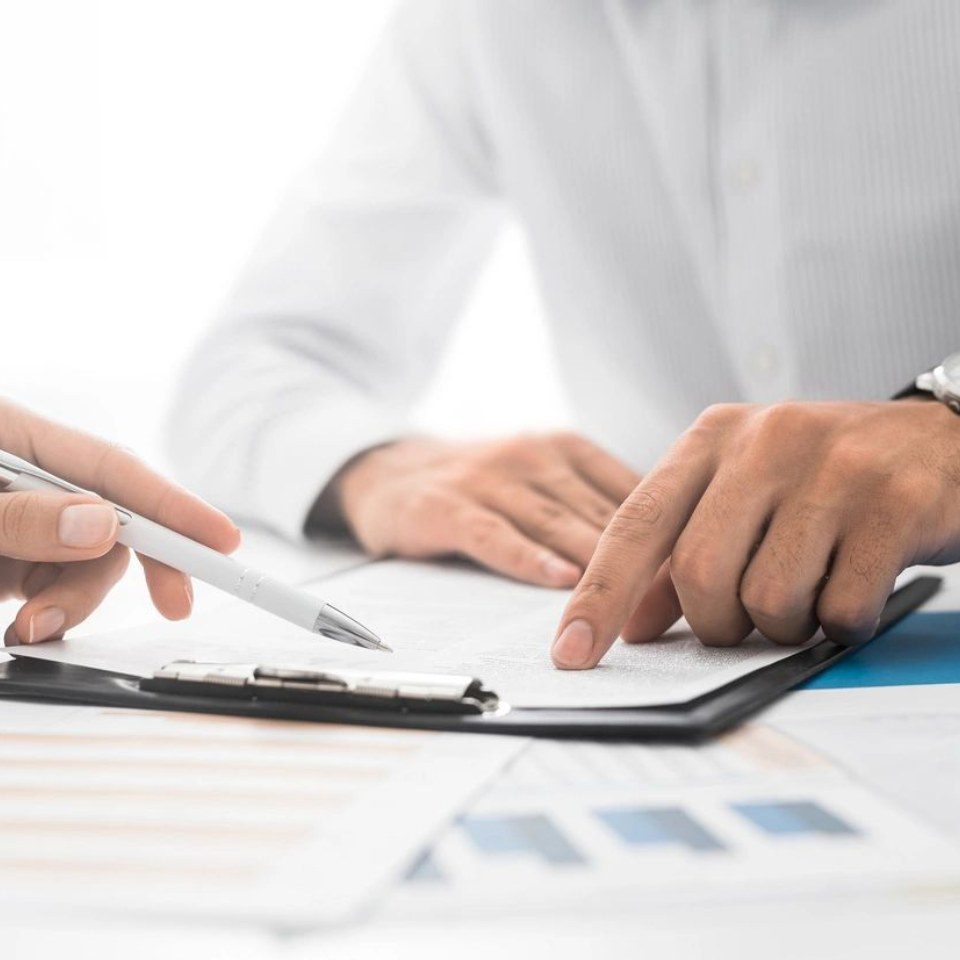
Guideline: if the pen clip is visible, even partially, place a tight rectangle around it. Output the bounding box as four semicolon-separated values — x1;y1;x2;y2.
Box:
0;449;131;524
0;449;92;496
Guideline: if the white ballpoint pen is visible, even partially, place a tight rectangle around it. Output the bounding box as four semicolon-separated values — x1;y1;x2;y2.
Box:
0;448;391;653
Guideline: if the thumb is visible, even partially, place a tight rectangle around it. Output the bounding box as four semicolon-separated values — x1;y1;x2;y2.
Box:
0;491;119;562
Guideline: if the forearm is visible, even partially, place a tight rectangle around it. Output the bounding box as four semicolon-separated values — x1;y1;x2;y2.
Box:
167;317;409;540
166;0;504;538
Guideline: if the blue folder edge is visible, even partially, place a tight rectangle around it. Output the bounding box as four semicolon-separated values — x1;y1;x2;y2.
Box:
800;611;960;689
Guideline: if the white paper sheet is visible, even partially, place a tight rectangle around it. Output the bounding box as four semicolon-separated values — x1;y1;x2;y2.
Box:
774;685;960;838
0;699;522;928
8;558;812;708
382;723;960;920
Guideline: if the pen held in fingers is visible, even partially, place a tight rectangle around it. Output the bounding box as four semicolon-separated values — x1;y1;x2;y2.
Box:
0;447;388;653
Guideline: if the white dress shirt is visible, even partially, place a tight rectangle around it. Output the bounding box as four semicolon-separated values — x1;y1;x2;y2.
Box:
169;0;960;539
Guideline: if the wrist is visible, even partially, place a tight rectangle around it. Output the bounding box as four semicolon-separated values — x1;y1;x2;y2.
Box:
307;437;441;536
306;442;399;535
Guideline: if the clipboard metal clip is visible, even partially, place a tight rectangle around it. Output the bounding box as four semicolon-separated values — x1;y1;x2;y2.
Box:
145;660;502;716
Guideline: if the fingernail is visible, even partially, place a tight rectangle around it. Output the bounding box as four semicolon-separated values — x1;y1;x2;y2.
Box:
58;503;117;548
3;623;18;646
552;619;595;669
541;554;580;586
183;578;194;609
27;607;66;644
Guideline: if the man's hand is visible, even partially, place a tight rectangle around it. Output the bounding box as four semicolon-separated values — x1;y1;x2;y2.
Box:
331;434;640;587
0;399;240;645
553;400;960;669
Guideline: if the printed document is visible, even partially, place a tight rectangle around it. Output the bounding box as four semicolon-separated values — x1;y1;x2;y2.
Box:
8;558;813;709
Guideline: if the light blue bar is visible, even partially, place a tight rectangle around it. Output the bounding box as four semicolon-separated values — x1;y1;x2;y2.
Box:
596;806;725;852
732;801;857;836
460;814;586;865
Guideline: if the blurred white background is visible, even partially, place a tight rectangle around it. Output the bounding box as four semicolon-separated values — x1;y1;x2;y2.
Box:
0;0;569;472
0;0;569;631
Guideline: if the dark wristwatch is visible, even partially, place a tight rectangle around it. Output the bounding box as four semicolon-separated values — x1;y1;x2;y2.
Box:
895;353;960;414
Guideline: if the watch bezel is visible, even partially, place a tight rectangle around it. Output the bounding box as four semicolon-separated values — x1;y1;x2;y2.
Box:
925;353;960;413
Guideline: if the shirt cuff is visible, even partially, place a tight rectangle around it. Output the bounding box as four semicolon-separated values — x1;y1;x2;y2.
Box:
249;399;405;542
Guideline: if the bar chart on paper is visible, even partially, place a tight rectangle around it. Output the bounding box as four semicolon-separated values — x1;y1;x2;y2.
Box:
0;700;521;926
388;725;960;918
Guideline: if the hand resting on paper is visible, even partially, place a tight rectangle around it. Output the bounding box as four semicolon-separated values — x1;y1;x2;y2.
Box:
0;398;240;645
553;399;960;669
320;433;640;588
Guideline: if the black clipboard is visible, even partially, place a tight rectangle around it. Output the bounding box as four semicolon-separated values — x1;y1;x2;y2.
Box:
0;575;941;741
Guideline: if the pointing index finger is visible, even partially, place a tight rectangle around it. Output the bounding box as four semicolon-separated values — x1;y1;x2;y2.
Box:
551;440;715;670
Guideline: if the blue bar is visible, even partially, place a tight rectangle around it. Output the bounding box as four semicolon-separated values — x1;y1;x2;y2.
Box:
459;814;586;865
732;801;857;836
596;806;725;852
802;611;960;689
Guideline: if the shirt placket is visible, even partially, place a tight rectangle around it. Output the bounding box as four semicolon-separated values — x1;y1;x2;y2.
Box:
715;0;795;404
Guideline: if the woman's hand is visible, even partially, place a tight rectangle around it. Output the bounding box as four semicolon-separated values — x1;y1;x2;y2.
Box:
0;399;240;644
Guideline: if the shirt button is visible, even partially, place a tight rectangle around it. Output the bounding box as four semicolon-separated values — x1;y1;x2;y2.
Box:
730;159;761;190
752;344;779;375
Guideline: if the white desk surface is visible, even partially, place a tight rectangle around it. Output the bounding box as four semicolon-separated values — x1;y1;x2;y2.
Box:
2;535;958;960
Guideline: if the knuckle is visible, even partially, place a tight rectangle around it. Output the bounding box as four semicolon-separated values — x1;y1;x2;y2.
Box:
495;434;541;464
697;628;747;648
0;495;36;547
757;401;810;434
548;429;585;450
505;540;539;575
530;501;566;538
818;595;877;638
592;501;618;527
669;545;715;597
822;437;879;482
681;403;748;454
464;512;508;551
438;461;480;491
92;439;138;486
150;481;182;529
842;540;889;585
575;574;617;605
692;403;746;435
740;576;805;626
610;487;664;535
535;465;576;490
465;439;538;479
697;403;739;428
735;403;813;465
405;485;450;519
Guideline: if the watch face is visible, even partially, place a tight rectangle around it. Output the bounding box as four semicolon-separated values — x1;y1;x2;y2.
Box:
942;353;960;388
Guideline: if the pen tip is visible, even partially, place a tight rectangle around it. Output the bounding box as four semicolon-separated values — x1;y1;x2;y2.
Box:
316;604;393;653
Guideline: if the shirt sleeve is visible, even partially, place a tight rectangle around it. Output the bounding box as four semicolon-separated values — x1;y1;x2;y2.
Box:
166;0;503;540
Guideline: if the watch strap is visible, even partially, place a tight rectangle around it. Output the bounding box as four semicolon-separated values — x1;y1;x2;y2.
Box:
892;380;927;400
